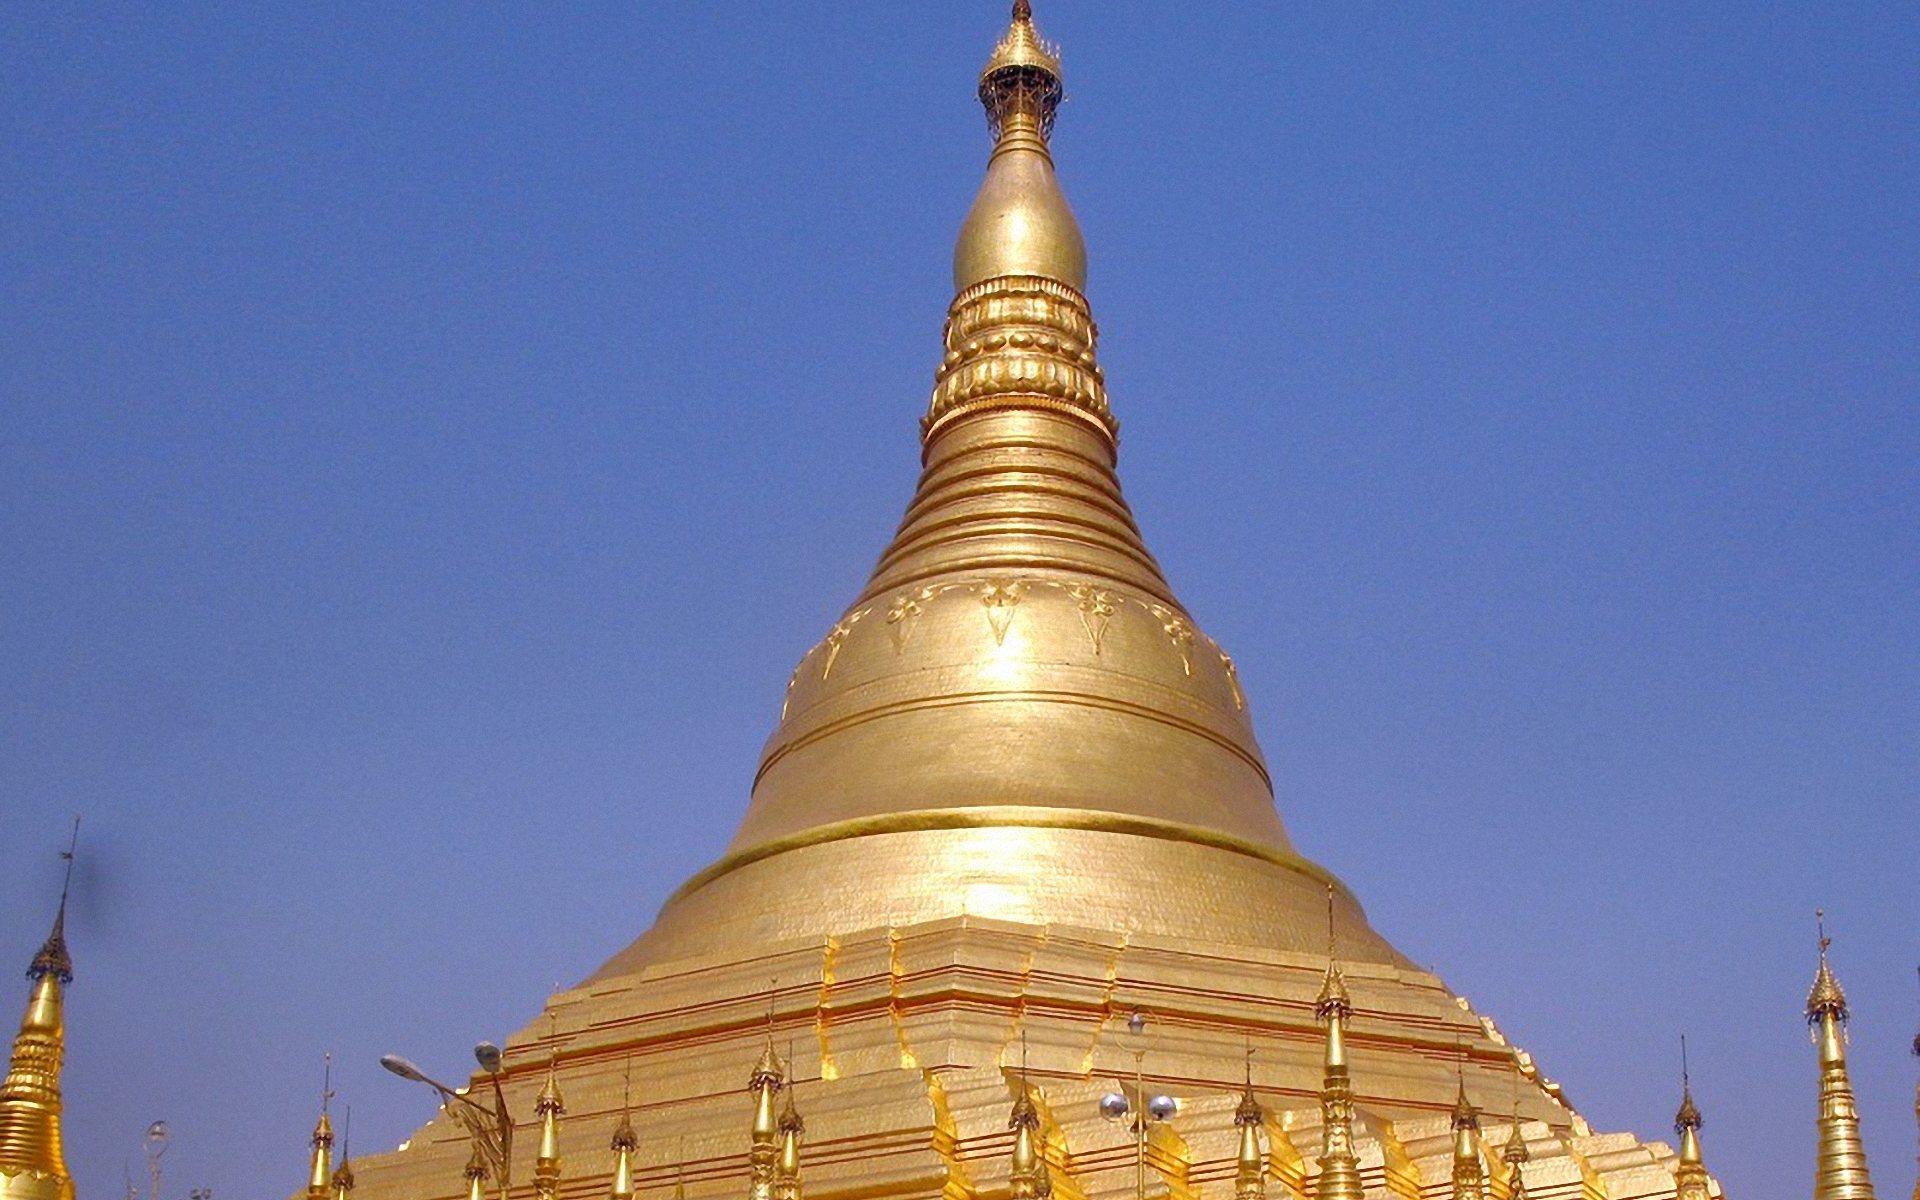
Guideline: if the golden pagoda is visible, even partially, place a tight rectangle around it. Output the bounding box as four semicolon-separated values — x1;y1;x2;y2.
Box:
338;6;1747;1198
0;832;78;1200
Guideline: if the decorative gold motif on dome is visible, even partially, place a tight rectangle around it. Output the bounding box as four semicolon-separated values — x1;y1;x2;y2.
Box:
977;579;1028;646
1147;604;1197;676
820;610;867;680
1068;584;1117;654
885;589;933;654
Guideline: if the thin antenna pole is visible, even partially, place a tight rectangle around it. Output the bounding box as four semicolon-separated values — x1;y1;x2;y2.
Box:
59;817;80;905
322;1053;335;1114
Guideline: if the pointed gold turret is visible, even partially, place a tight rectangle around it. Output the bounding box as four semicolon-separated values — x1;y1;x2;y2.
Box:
1809;914;1876;1200
610;1065;638;1200
1234;1055;1266;1200
1671;1048;1709;1200
773;1077;804;1200
593;1;1406;984
533;1056;565;1200
1007;1078;1049;1200
331;1108;357;1200
1449;1068;1485;1200
747;1040;786;1200
1312;897;1363;1200
306;1108;336;1200
1500;1111;1529;1200
0;828;77;1200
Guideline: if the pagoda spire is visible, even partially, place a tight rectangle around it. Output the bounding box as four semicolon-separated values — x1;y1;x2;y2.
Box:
1312;888;1363;1200
305;1056;337;1200
1671;1038;1708;1200
1501;1059;1529;1200
1449;1053;1485;1200
1808;912;1876;1200
747;996;787;1200
1007;1073;1049;1200
774;1042;804;1200
1234;1044;1266;1200
534;1052;565;1200
331;1106;356;1200
0;820;79;1200
610;1061;639;1200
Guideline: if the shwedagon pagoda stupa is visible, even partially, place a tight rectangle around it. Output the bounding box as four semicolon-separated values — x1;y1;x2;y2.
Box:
1;7;1908;1200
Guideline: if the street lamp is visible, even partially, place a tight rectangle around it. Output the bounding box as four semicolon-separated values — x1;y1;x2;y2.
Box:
381;1044;513;1200
1099;1013;1178;1200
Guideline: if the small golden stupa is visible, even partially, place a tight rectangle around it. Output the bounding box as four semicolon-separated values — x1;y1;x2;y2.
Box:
332;6;1744;1198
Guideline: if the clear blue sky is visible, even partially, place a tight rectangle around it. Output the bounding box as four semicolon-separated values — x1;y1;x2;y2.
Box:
2;3;1914;1196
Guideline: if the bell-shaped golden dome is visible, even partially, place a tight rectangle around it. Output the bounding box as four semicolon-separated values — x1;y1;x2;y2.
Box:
591;3;1404;981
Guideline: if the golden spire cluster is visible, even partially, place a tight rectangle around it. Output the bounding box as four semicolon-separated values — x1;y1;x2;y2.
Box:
1809;913;1877;1200
1311;891;1364;1200
1007;1075;1050;1200
0;822;79;1200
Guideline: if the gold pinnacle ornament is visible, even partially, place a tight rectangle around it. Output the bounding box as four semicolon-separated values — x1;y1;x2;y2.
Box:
1007;1079;1048;1200
1501;1062;1530;1200
1311;891;1363;1200
774;1049;804;1200
533;1056;565;1200
1233;1048;1265;1200
747;1036;786;1200
0;823;79;1200
332;1108;357;1200
1672;1040;1708;1200
1448;1057;1485;1200
1809;913;1876;1200
305;1059;337;1200
610;1063;638;1200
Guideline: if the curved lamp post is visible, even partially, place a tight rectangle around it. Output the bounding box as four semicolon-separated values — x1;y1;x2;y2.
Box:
381;1044;513;1200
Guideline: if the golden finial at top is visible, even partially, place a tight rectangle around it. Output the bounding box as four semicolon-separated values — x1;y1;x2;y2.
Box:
981;1;1063;118
1808;909;1849;1023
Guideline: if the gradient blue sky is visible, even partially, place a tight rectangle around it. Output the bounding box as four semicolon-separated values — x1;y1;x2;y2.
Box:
2;3;1915;1196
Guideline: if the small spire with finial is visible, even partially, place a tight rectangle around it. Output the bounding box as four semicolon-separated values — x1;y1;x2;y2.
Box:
0;821;83;1196
1310;882;1362;1200
1449;1042;1484;1200
1234;1038;1265;1200
306;1054;337;1200
1501;1055;1530;1200
747;982;787;1200
774;1040;805;1200
331;1105;356;1200
1806;911;1876;1200
29;818;80;984
533;1036;565;1200
609;1059;639;1200
1671;1037;1709;1200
